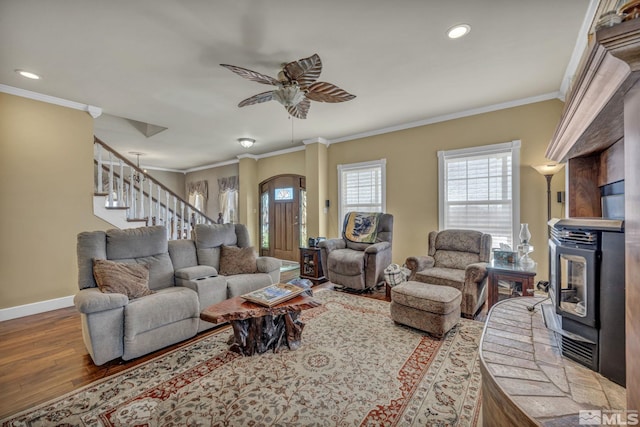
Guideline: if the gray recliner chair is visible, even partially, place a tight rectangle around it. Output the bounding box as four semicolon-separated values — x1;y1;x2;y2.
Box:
405;229;492;318
319;212;393;291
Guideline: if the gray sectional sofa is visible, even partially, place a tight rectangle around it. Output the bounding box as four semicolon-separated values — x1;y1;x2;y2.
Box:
74;224;281;365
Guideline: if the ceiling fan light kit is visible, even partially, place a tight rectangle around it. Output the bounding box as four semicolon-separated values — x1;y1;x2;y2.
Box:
238;138;255;148
221;53;355;119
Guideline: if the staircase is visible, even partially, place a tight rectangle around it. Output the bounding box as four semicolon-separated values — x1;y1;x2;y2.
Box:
93;137;214;239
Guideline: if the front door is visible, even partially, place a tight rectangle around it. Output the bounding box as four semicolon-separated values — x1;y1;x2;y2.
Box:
259;175;306;262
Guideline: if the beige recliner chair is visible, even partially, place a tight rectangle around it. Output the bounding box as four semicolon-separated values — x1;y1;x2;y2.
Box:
405;229;492;318
319;212;393;291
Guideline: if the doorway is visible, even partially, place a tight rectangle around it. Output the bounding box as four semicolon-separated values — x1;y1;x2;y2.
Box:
259;174;306;262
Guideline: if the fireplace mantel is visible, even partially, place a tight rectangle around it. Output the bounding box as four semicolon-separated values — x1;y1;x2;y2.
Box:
546;18;640;162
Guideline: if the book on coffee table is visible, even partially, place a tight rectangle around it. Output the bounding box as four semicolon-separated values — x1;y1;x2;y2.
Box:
242;283;306;307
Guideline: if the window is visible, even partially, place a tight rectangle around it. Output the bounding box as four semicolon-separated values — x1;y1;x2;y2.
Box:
275;187;293;200
337;159;386;233
187;180;208;213
217;176;238;224
438;141;520;249
261;191;269;248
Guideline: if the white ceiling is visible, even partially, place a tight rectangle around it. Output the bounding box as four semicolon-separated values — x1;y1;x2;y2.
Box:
0;0;593;171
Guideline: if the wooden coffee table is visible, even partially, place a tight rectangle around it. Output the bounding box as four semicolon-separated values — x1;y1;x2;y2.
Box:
200;292;321;356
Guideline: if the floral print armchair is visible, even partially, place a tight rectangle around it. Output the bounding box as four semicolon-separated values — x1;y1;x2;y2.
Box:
405;229;492;318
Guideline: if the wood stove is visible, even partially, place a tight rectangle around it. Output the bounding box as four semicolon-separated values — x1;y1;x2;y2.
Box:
545;218;625;386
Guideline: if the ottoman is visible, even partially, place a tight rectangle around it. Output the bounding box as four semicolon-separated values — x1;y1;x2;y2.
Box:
390;281;462;338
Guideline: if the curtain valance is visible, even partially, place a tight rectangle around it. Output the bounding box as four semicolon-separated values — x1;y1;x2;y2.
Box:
187;180;208;197
218;176;238;192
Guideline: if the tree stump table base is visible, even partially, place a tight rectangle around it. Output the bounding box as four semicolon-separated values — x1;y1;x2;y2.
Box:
200;292;321;356
227;311;305;356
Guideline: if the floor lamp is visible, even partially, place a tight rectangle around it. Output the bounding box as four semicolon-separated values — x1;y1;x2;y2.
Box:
532;163;565;221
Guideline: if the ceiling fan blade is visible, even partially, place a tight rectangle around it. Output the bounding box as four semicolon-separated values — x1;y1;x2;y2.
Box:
305;82;356;103
238;91;275;107
220;64;279;86
286;98;310;119
283;53;322;88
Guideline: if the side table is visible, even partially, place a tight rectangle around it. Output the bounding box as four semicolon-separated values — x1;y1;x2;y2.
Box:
299;247;327;284
486;260;536;310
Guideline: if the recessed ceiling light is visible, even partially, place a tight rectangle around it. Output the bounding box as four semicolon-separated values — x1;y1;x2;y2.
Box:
16;69;41;80
447;24;471;39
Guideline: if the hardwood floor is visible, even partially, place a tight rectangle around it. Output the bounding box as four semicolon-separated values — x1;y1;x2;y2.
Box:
0;282;484;419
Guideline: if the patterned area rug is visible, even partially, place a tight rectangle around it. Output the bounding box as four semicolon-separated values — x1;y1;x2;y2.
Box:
2;290;483;426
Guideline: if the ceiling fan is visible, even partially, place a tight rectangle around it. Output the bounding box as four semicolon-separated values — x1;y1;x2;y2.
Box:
221;53;355;119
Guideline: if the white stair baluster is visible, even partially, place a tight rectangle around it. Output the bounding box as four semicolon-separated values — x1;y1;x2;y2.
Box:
107;152;114;207
166;192;170;239
148;180;153;225
96;143;103;193
157;185;161;227
118;159;124;207
129;167;135;219
173;196;178;240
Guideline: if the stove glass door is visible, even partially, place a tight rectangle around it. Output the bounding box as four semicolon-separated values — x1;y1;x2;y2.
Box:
559;253;587;318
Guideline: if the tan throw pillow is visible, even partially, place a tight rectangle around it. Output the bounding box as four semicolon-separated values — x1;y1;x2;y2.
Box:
218;245;258;275
93;259;153;299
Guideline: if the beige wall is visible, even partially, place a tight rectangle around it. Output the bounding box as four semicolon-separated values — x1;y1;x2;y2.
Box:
0;93;111;309
185;163;239;220
257;150;305;182
323;100;565;280
146;169;186;200
238;100;564;281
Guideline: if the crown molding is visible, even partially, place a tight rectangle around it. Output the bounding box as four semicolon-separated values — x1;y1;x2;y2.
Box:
328;92;560;145
185;158;239;173
0;84;102;118
236;153;259;160
559;0;601;100
302;137;329;146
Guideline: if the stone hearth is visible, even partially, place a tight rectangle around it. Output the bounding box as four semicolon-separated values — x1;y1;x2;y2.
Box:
480;297;626;426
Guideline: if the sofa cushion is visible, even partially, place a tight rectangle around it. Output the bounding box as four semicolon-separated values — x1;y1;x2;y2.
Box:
432;229;483;254
106;226;168;259
415;267;466;291
195;223;237;248
433;250;480;270
226;273;273;298
219;245;258;275
327;249;365;276
93;259;153;299
124;287;199;338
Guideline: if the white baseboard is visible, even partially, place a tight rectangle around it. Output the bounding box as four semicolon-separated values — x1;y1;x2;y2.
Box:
0;295;75;322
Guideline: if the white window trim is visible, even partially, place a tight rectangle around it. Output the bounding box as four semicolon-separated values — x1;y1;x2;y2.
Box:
437;140;521;246
337;159;387;233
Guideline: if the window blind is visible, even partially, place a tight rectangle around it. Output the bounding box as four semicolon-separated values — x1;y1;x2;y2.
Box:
338;160;386;232
439;141;520;248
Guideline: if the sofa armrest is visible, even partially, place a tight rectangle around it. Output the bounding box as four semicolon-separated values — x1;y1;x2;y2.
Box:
175;265;218;280
318;238;346;253
74;287;128;314
404;255;435;279
465;262;488;285
257;256;282;274
364;241;391;254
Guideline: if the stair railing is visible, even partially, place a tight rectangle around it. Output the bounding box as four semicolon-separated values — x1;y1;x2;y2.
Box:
94;136;214;239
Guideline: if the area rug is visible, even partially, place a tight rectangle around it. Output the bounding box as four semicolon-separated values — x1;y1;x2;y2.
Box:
1;290;483;426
